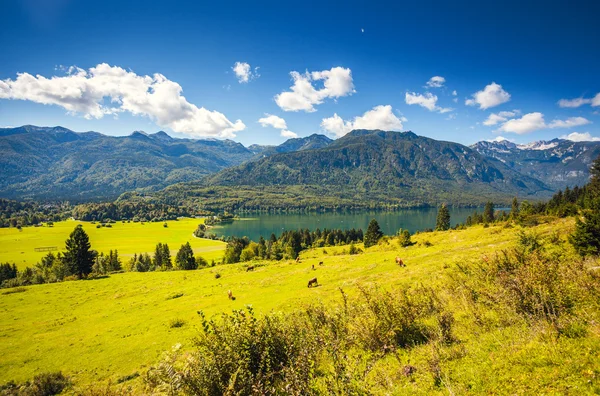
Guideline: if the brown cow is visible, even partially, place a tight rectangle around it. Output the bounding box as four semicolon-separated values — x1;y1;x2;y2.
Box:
308;277;318;288
311;264;315;270
395;256;406;267
246;265;255;272
296;257;301;263
318;261;324;266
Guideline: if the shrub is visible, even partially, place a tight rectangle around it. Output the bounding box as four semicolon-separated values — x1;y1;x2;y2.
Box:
1;372;71;396
397;229;414;247
169;318;186;328
148;286;448;394
455;238;600;328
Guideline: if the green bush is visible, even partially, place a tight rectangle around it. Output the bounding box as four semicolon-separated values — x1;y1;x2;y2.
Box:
148;286;449;394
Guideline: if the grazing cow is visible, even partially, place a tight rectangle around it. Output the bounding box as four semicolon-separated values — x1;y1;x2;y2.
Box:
308;277;318;288
311;264;315;270
246;265;255;272
395;256;406;267
227;290;233;300
296;257;301;263
318;261;324;266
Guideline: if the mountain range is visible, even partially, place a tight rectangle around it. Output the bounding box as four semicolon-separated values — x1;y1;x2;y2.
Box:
203;130;550;204
470;138;600;190
1;125;599;204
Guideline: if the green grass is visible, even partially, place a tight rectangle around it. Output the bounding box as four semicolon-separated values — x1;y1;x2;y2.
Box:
1;218;598;393
0;218;226;269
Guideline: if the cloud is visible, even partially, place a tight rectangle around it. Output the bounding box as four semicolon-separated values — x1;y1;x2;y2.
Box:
280;129;298;138
405;92;453;113
274;67;355;112
232;62;259;83
258;114;287;129
487;136;514;142
547;116;591;128
482;110;521;126
452;90;457;96
560;132;600;142
557;93;600;108
497;112;547;134
257;113;297;139
0;63;245;138
426;76;445;88
465;82;511;110
320;105;404;138
497;112;591;134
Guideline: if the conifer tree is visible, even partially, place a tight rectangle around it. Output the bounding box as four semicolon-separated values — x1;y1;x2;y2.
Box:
570;201;600;256
175;242;197;270
483;202;495;223
435;204;450;231
364;219;383;248
510;197;519;219
63;225;95;277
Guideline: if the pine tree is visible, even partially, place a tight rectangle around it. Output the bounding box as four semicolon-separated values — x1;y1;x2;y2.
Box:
435;204;450;231
510;197;519;219
570;202;600;256
162;244;172;269
63;225;95;277
175;242;197;270
153;243;164;269
364;219;383;248
483;201;495;223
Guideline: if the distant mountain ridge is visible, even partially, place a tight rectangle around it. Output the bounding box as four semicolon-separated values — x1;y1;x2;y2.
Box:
204;130;551;204
2;125;598;204
471;138;600;189
0;125;254;200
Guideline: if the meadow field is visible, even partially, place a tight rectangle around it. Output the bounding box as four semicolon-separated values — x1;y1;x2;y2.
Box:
1;217;599;394
0;219;226;269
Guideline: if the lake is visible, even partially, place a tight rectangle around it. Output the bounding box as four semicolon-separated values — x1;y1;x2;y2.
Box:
209;207;481;241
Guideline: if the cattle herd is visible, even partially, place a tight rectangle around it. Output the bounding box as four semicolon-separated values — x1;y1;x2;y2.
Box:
229;257;407;299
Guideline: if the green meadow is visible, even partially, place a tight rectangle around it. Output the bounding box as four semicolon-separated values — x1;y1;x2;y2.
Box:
0;219;226;269
1;217;598;394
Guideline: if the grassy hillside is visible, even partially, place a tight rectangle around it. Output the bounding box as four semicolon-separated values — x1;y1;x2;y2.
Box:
0;219;225;269
1;217;598;394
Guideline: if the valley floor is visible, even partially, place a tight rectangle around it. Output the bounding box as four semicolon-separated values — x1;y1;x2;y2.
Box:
0;218;225;270
0;218;599;394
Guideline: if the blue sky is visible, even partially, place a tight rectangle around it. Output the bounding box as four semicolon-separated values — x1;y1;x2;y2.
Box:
1;0;599;146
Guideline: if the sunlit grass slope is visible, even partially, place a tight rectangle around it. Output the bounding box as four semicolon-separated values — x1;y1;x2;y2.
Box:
1;218;598;394
0;218;225;269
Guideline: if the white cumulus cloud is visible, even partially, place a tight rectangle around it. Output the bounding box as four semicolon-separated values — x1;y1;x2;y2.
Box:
465;82;511;110
426;76;445;88
258;114;287;129
0;63;245;138
321;105;404;138
405;92;452;113
547;117;591;129
557;93;600;108
257;114;297;139
487;136;513;142
232;62;260;83
274;67;355;112
483;110;521;126
497;112;591;134
560;132;600;142
280;129;298;138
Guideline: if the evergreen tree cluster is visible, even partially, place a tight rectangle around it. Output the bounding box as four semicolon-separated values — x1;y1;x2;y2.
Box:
0;199;68;228
71;201;208;223
222;227;365;263
92;250;122;275
128;242;206;272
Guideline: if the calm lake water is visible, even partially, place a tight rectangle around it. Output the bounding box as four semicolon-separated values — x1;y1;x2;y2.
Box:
209;207;479;241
